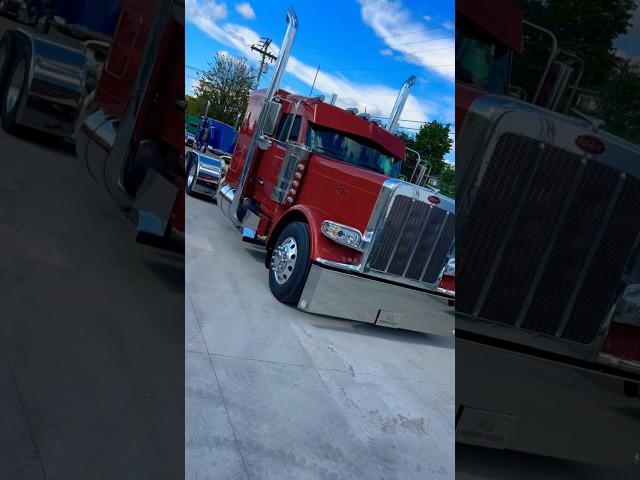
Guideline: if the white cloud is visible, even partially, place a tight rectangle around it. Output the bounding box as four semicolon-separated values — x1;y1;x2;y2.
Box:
423;15;431;21
235;2;256;20
380;48;393;56
357;0;454;81
186;0;451;127
186;0;227;20
442;20;454;31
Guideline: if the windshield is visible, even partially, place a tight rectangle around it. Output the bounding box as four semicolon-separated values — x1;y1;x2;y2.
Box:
306;123;400;177
456;23;511;95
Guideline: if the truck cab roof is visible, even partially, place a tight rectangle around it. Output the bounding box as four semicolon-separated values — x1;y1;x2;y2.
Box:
265;89;407;161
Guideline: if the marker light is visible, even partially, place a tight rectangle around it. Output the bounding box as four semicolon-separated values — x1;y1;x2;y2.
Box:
321;221;363;250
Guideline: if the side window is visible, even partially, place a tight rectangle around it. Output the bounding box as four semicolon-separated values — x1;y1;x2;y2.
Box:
275;114;302;142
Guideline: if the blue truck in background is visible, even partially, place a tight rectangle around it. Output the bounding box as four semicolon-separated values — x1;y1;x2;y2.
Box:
0;0;121;38
49;0;122;37
196;117;237;154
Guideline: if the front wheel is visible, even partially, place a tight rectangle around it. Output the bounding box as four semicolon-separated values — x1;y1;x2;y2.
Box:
185;161;197;195
1;46;28;134
268;222;312;305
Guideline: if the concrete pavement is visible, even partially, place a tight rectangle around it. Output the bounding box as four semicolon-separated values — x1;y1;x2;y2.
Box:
185;193;455;480
0;16;184;480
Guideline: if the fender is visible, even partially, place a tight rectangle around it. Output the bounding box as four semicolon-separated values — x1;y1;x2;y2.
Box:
265;204;362;269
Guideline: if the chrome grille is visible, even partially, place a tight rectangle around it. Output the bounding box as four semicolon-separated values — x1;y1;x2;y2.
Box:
457;133;640;345
366;194;454;286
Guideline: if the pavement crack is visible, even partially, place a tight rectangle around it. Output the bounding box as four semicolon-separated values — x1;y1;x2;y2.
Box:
0;336;48;480
188;290;252;480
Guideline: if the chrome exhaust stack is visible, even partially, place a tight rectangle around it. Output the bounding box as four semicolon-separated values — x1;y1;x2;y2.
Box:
386;75;416;133
228;7;298;225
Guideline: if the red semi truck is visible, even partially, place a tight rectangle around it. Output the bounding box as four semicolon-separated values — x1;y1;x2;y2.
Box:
456;0;640;469
217;8;455;335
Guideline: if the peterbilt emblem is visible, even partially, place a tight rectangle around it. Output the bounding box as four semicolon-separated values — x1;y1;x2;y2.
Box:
427;195;441;205
575;135;605;154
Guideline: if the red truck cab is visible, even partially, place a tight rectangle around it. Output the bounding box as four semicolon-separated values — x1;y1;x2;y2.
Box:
225;89;406;266
218;8;455;335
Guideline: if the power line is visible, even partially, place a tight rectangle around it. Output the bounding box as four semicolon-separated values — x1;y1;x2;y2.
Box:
299;34;454;58
329;64;454;72
294;24;453;51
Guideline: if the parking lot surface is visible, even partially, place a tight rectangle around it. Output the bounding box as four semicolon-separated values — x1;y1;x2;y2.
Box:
185;192;455;480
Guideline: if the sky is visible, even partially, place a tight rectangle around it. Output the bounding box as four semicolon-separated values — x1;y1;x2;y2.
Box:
614;3;640;61
185;0;455;163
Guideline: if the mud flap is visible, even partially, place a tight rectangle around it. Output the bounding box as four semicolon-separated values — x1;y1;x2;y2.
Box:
132;167;177;237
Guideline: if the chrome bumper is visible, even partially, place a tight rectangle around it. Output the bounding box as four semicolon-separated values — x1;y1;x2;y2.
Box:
456;337;640;467
298;263;454;336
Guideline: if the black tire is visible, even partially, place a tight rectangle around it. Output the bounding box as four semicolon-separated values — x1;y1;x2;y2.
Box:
1;43;28;134
0;31;18;96
185;160;197;195
268;222;312;305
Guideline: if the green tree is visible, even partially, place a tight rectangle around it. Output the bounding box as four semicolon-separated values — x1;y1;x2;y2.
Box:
400;121;453;179
598;58;640;143
189;53;257;125
437;165;455;198
517;0;636;87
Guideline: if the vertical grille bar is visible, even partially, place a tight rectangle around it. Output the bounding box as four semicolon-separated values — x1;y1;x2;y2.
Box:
421;213;455;283
472;142;547;317
555;173;626;337
418;211;449;282
402;207;433;277
383;201;415;272
514;159;587;327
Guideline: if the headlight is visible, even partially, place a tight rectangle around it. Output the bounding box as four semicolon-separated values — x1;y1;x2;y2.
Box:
321;221;363;250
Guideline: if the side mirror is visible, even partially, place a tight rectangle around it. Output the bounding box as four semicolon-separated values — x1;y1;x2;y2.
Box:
262;101;281;136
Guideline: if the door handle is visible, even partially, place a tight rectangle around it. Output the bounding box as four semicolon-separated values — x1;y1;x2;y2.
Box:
336;187;346;195
257;177;265;185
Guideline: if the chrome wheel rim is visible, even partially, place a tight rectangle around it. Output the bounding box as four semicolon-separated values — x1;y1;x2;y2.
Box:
187;162;196;187
6;59;25;114
271;236;297;285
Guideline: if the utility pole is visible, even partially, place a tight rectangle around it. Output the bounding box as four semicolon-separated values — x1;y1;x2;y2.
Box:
309;65;320;96
251;38;277;89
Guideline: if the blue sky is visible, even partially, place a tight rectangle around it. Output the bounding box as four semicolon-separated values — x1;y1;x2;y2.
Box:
614;5;640;60
185;0;455;162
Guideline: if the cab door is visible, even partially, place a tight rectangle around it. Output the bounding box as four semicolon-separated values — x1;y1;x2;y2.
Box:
252;113;303;216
